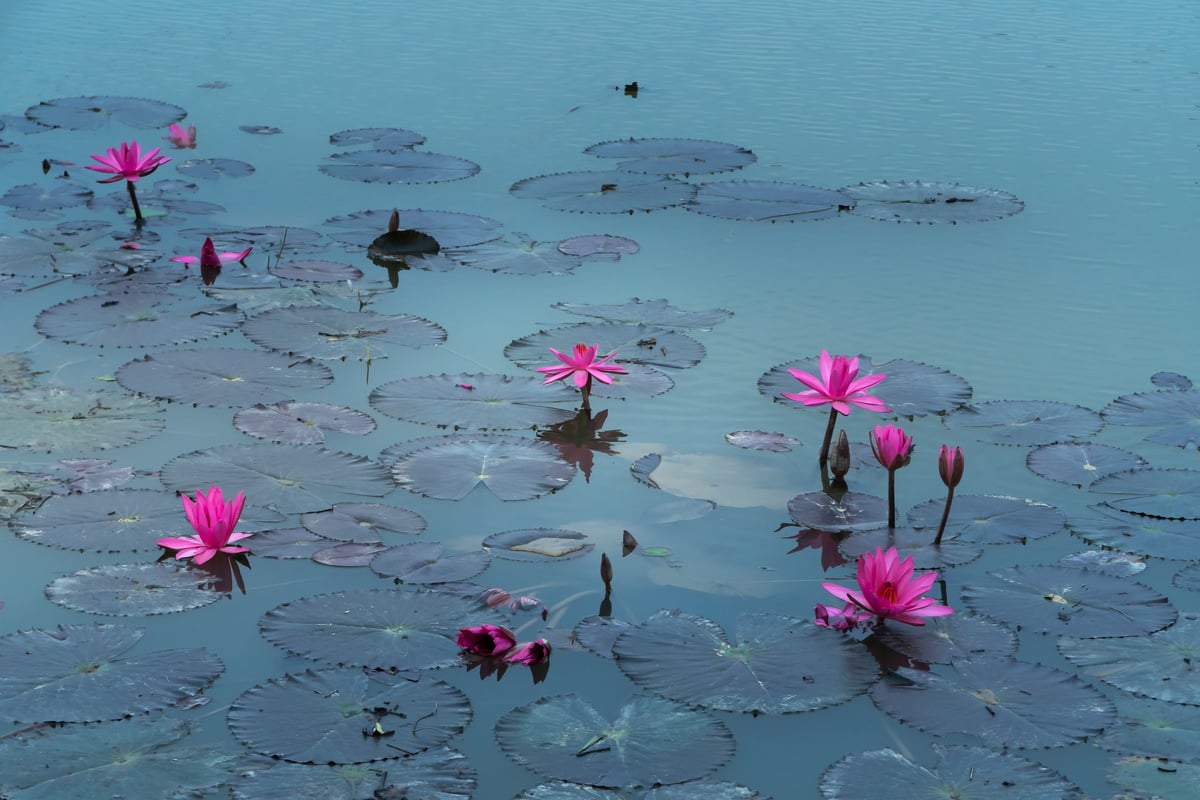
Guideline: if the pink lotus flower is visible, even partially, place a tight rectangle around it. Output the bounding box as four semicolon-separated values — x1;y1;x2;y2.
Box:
157;486;253;565
538;344;627;413
938;445;964;489
163;123;197;149
504;639;551;665
782;350;889;416
456;624;517;656
170;237;252;270
86;141;171;184
870;424;913;470
822;547;953;626
814;602;875;631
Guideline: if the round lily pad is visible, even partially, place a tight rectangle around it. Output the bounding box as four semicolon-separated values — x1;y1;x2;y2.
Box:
482;528;593;561
944;400;1103;446
240;124;282;135
687;180;853;221
234;401;376;445
312;541;391;567
1088;468;1200;519
1072;504;1200;560
510;170;696;214
584;137;755;175
175;158;255;180
1026;442;1147;487
906;495;1065;545
250;526;333;559
242;307;446;361
788;491;887;532
0;386;164;452
837;526;983;569
325;208;503;249
1;182;93;219
232;747;475;800
557;235;640;258
1097;693;1200;765
506;322;705;371
320;150;479;183
391;434;574;501
45;562;224;616
370;372;577;431
870;614;1017;665
453;233;593;276
329;127;426;149
1102;390;1200;448
841;180;1024;224
117;347;334;407
1059;615;1200;705
370;542;491;584
1152;372;1193;390
1109;756;1200;797
551;297;732;330
36;291;243;348
759;356;971;418
10;488;185;553
300;502;425;543
25;95;186;130
270;259;363;282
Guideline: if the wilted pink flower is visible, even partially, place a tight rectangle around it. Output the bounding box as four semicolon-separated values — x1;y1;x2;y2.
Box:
504;639;551;665
157;486;252;565
870;424;913;470
170;237;252;268
163;123;197;149
538;344;627;389
86;141;171;183
456;624;516;656
782;350;889;416
814;602;875;631
822;546;953;626
939;445;964;489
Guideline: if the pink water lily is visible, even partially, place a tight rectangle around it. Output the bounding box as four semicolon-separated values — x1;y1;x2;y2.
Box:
814;602;875;631
822;546;954;626
85;140;171;226
504;639;551;665
783;350;889;467
157;486;252;565
163;123;197;149
538;344;627;413
872;424;914;527
170;237;252;269
456;624;516;656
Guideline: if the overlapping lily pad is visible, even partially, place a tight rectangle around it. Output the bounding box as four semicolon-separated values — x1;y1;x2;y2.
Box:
453;233;599;275
234;401;376;444
370;542;491;584
517;781;768;800
870;614;1018;665
613;611;877;714
759;356;971;417
242;307;445;361
510;170;697;214
1088;468;1200;519
0;386;164;452
837;526;983;569
270;259;362;282
36;291;243;347
1101;389;1200;448
506;322;705;371
117;347;333;406
260;588;503;670
788;491;887;532
944;400;1103;446
496;695;734;788
907;495;1065;544
871;657;1115;749
249;526;331;559
1059;615;1200;705
45;562;224;616
1026;442;1147;487
687;181;854;221
841;180;1024;224
233;747;476;800
584;137;755;175
1072;504;1200;559
320;149;479;183
551;297;733;330
370;372;577;430
300;502;425;543
228;667;471;763
0;623;222;722
25;95;186;130
1;182;93;219
482;528;593;561
1096;693;1200;765
390;434;574;501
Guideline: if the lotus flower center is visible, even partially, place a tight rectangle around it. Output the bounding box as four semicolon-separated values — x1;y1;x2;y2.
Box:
877;582;899;604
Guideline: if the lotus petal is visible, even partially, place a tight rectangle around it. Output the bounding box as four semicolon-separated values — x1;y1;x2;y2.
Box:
507;321;705;371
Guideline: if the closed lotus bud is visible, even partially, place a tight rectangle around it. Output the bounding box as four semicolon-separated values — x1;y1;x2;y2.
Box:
830;430;851;478
938;445;964;488
388;209;400;233
600;552;613;590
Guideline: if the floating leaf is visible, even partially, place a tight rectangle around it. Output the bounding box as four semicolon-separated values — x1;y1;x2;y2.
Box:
725;430;799;452
260;589;503;670
1101;390;1200;448
370;372;576;430
837;526;983;569
906;495;1065;544
0;623;222;722
1;182;94;219
759;356;971;418
1089;468;1200;519
871;657;1115;749
1026;442;1147;487
228;668;470;763
233;747;476;800
1060;615;1200;705
482;528;593;561
1059;549;1145;577
175;157;255;180
686;181;853;221
161;443;394;514
496;695;734;788
248;526;332;559
320;150;479;183
551;297;732;330
270;259;363;282
240;124;282;135
25;95;186;130
390;434;574;501
573;616;635;659
1109;756;1200;798
325;208;503;249
944;400;1103;446
820;745;1082;800
242;307;446;361
370;542;491;584
506;321;705;371
117;348;333;407
1072;504;1200;560
510;170;696;214
614;611;877;714
1097;693;1200;765
453;233;592;275
233;400;376;445
631;453;662;488
0;386;164;452
960;565;1176;637
36;291;243;347
45;562;223;616
870;615;1018;666
585;137;755;175
1152;371;1193;390
788;491;887;532
517;781;768;800
300;502;425;543
329;127;426;149
841;180;1024;224
557;235;640;258
312;542;391;567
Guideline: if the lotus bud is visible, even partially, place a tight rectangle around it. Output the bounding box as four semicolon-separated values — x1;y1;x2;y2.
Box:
829;430;851;478
600;552;613;592
388;209;399;233
938;445;964;489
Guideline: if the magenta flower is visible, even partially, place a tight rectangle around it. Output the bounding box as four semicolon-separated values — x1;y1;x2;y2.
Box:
782;350;889;467
85;140;171;226
822;546;954;626
163;123;197;149
456;624;517;656
870;424;913;470
504;639;551;665
170;237;252;271
814;602;875;631
538;344;627;413
157;486;253;565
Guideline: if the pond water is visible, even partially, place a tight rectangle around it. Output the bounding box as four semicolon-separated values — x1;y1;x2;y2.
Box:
0;0;1198;797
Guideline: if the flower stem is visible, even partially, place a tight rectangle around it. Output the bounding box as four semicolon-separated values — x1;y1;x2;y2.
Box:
580;376;592;415
933;487;955;545
886;468;896;528
126;180;145;226
818;408;838;467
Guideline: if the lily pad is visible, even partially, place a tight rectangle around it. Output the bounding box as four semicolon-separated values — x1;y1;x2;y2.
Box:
1088;468;1200;519
496;694;734;788
788;491;887;532
260;588;504;670
325;208;503;249
1102;390;1200;449
1152;372;1193;390
870;614;1018;666
1072;504;1200;560
906;495;1066;545
228;668;471;763
233;747;475;800
25;95;186;130
944;400;1103;446
247;526;332;559
45;562;224;616
370;542;491;584
240;124;283;135
820;745;1082;800
613;610;877;714
1059;549;1145;577
161;443;394;514
1109;756;1200;798
270;259;363;282
320;150;480;183
837;526;984;569
453;233;594;275
370;372;577;430
1026;442;1147;487
841;180;1024;224
725;430;800;452
960;564;1176;637
573;616;635;659
117;347;333;407
631;453;662;488
10;488;184;553
242;307;446;361
1059;615;1200;705
482;528;593;561
1097;693;1200;765
36;291;243;347
329;127;426;149
312;541;391;566
390;434;574;501
506;322;705;371
1;182;94;219
759;356;972;418
871;657;1116;749
175;157;255;180
687;181;854;221
510;170;697;214
584;137;755;175
234;401;376;445
551;297;733;330
0;386;164;452
300;502;425;543
0;623;222;722
557;235;640;258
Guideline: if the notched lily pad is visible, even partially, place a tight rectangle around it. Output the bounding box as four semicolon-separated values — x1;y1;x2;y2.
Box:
841;180;1024;224
837;526;983;569
300;502;425;543
45;562;224;616
945;400;1103;445
25;95;186;130
788;491;887;532
725;430;799;452
36;291;243;348
0;386;164;452
271;259;363;282
1088;468;1200;520
1101;390;1200;449
1026;442;1147;487
325;208;502;249
390;434;574;501
370;372;577;431
453;233;594;276
759;356;971;418
175;158;255;180
584;137;755;176
329;127;426;149
482;528;593;561
234;401;376;445
1060;615;1200;706
551;297;732;330
906;495;1065;544
117;347;333;407
870;614;1018;666
242;307;446;361
687;181;853;221
320;150;479;184
557;234;640;258
1;182;94;219
506;321;705;371
12;488;190;553
510;170;697;214
370;542;491;584
1072;503;1200;560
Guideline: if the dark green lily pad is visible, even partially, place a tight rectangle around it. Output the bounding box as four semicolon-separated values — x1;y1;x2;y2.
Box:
271;259;363;282
614;611;877;714
1089;468;1200;520
240;124;282;135
871;657;1115;749
517;781;769;800
687;180;853;221
325;208;503;249
260;588;504;670
584;137;755;175
248;526;332;559
841;180;1024;224
370;372;577;430
329;127;426;149
1175;563;1200;591
1097;693;1200;765
725;430;800;452
1059;615;1200;705
551;297;732;330
506;322;705;371
320;150;479;184
1102;390;1200;448
1026;442;1147;487
35;291;243;347
161;443;394;514
944;400;1103;446
453;233;593;275
179;224;324;252
482;528;593;561
907;495;1065;544
234;401;376;445
870;614;1018;666
0;623;222;722
25;95;186;130
0;716;236;799
233;747;475;800
175;157;255;180
116;348;333;407
0;386;164;452
370;542;491;584
242;307;446;361
758;356;972;418
1072;504;1200;560
820;745;1082;800
228;668;471;764
45;562;224;616
1;182;94;219
312;541;391;567
391;434;574;501
510;170;696;214
301;502;425;543
788;491;887;532
10;488;183;553
960;565;1176;637
496;694;734;788
573;616;634;659
838;526;983;569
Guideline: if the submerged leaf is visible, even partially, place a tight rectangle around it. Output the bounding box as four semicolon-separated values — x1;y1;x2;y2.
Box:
725;430;800;452
175;157;255;180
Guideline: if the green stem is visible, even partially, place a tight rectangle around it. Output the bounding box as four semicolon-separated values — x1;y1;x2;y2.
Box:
934;487;955;545
818;408;838;467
